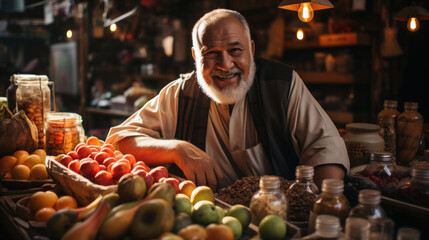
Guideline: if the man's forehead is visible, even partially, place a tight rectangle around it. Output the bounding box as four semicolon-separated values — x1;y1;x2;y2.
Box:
198;16;246;44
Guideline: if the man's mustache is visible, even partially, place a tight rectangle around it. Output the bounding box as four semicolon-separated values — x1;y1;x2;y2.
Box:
211;68;241;77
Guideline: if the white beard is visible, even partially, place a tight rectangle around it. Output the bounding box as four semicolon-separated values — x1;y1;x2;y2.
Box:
196;60;256;105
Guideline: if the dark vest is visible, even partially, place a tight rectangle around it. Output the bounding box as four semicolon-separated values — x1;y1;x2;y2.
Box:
174;58;299;179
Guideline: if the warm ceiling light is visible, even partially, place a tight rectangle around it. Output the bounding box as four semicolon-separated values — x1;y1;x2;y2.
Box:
110;23;117;32
279;0;334;22
394;5;429;32
66;30;72;39
296;28;304;40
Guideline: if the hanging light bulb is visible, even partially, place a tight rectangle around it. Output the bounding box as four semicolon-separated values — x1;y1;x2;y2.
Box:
296;28;304;40
110;23;117;32
407;17;420;32
298;2;314;22
66;29;72;39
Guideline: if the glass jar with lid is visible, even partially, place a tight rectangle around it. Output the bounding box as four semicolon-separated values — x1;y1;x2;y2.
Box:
249;175;287;225
308;179;350;234
46;112;84;156
397;102;424;166
345;217;371;240
342;123;385;168
286;165;319;227
396;162;429;208
302;215;343;240
15;74;54;150
378;100;400;157
348;189;385;220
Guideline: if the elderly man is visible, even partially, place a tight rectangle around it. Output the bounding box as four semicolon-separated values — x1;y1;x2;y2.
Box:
106;9;349;190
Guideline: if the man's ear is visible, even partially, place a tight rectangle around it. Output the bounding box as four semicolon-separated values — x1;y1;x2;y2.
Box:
251;40;255;57
192;47;196;60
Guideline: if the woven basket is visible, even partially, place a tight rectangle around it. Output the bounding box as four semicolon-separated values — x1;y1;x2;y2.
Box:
45;157;117;206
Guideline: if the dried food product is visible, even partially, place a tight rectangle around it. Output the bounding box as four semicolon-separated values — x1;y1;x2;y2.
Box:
216;176;292;207
397;102;423;166
377;100;400;157
249;175;286;225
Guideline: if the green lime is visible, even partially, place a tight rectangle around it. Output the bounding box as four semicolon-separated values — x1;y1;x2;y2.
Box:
215;206;226;223
258;215;286;240
226;204;251;229
222;216;243;240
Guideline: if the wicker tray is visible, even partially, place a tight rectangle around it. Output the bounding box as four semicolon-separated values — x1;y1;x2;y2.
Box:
45;157;117;206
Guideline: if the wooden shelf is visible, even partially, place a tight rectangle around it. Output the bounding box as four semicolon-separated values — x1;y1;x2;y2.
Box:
285;32;371;49
299;71;356;84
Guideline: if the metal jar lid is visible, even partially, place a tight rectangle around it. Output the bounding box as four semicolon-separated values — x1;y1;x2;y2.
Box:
346;123;380;133
370;152;394;162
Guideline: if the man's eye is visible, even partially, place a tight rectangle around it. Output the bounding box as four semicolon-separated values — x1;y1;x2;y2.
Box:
230;48;242;56
204;51;218;58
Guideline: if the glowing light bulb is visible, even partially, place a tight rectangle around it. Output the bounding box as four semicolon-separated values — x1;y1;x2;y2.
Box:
298;2;314;22
110;23;117;32
407;17;420;32
66;30;72;39
296;28;304;40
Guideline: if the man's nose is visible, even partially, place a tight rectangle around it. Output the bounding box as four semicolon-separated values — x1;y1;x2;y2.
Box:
217;52;234;71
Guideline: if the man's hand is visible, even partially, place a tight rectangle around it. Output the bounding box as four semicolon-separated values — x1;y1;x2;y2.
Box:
117;136;223;191
174;141;224;190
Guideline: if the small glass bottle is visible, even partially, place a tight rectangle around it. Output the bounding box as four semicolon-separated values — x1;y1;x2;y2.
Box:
397;227;420;240
342;123;385;168
308;179;350;234
286;165;319;225
345;217;370;240
302;215;343;240
396;162;429;208
378;100;400;157
249;175;287;225
397;102;424;166
348;189;385;220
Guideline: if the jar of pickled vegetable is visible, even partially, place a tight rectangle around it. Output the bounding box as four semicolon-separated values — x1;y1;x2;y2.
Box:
46;112;83;155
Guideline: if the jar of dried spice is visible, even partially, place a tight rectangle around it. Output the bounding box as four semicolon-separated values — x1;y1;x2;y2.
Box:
15;74;53;150
378;100;400;158
46;112;83;156
286;165;318;231
249;175;287;225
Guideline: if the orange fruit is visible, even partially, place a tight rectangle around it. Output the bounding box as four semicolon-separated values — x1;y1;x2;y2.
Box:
33;207;56;223
13;150;30;165
205;223;234;240
32;149;47;164
0;155;18;177
28;191;58;213
30;164;49;180
22;155;42;169
55;195;78;210
86;136;102;146
11;165;31;180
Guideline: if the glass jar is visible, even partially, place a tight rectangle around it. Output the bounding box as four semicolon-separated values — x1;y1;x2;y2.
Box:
396;227;420;240
15;74;53;150
46;112;83;156
378;100;400;157
397;102;423;166
343;123;385;168
302;215;343;240
286;165;319;225
396;162;429;208
249;175;287;225
348;189;385;220
345;217;370;240
308;179;350;234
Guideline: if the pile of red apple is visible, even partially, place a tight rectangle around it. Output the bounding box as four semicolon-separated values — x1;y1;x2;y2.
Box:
58;137;181;192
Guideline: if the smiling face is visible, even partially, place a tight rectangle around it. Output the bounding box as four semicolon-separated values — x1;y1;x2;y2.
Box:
192;15;256;104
